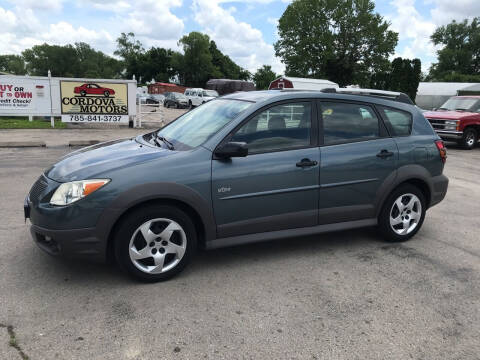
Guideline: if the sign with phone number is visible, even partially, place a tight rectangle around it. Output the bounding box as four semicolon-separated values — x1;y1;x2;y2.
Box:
62;114;128;123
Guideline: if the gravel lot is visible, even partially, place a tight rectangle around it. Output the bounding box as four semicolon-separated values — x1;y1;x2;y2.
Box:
0;142;479;359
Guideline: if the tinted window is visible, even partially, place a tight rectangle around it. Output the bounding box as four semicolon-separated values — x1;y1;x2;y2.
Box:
231;102;312;153
379;107;412;136
321;102;379;145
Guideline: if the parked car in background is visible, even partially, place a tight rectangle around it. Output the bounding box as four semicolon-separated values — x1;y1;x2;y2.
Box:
25;88;448;282
184;88;219;107
146;94;165;104
424;96;480;149
136;94;147;105
163;92;189;108
74;83;115;97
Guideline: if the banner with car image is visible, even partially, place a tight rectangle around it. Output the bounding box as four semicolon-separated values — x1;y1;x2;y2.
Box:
60;81;129;123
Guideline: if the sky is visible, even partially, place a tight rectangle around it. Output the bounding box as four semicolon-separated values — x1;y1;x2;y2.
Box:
0;0;479;75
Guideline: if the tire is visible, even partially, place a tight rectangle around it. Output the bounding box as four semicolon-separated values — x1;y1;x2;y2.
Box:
189;101;192;109
378;184;426;242
104;90;110;97
174;102;178;109
80;90;86;97
457;128;478;150
114;205;197;282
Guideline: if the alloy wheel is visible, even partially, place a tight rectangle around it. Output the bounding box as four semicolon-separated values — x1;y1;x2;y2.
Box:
129;218;187;274
466;132;475;147
389;193;422;235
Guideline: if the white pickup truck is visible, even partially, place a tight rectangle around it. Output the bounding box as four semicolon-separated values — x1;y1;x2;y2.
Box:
184;88;219;107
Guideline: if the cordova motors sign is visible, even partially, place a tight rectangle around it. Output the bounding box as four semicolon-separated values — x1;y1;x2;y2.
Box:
60;81;129;123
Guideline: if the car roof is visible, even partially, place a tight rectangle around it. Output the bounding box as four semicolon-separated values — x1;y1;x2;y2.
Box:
222;90;416;110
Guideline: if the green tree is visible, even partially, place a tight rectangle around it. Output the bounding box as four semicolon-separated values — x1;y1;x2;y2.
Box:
23;44;78;76
428;17;480;81
0;55;26;75
370;57;422;101
178;32;215;87
73;42;122;78
209;41;251;80
139;47;180;83
115;32;145;79
389;57;421;101
22;43;122;78
253;65;277;89
274;0;398;87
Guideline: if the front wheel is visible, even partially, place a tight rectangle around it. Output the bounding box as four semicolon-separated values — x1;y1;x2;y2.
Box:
457;128;478;150
114;205;197;282
378;184;426;242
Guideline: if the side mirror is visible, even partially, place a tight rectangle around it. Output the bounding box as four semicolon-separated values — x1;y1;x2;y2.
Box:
214;142;248;158
432;107;437;111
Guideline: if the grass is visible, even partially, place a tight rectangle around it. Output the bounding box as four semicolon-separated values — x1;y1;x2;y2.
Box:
0;117;66;129
0;323;29;360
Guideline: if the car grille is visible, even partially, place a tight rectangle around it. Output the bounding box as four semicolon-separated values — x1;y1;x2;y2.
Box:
426;118;449;130
29;176;48;200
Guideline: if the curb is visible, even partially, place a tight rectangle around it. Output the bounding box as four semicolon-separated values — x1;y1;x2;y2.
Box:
0;141;46;148
69;140;101;147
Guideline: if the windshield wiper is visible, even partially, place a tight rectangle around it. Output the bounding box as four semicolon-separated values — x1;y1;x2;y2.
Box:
438;107;449;110
156;134;174;150
455;108;468;112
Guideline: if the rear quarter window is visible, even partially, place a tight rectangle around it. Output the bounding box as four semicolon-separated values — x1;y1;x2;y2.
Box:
379;107;412;136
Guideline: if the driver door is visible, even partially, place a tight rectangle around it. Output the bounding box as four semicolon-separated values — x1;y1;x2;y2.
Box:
212;101;320;238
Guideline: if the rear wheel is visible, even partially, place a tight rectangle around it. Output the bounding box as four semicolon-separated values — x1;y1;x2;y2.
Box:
457;128;477;150
114;205;197;282
104;90;110;97
378;184;426;242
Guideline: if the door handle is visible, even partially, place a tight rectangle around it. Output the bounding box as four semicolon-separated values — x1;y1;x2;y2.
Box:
376;149;394;158
296;158;318;168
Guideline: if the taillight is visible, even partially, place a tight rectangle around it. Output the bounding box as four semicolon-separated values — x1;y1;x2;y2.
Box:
435;140;447;163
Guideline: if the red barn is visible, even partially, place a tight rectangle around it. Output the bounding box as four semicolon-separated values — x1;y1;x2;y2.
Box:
269;76;338;91
148;82;187;95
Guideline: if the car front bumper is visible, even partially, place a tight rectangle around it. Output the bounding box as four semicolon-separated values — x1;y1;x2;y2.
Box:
435;130;463;140
29;223;106;262
25;193;108;263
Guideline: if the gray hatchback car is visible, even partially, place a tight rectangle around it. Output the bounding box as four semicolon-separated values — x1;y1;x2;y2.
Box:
25;89;449;281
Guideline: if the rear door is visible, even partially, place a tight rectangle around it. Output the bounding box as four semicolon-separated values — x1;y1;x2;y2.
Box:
212;100;320;238
318;101;398;224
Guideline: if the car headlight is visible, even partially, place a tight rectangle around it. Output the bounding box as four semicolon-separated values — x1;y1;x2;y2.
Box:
50;179;110;206
444;120;458;130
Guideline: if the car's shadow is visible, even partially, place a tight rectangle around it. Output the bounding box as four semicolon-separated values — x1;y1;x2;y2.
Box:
16;227;381;287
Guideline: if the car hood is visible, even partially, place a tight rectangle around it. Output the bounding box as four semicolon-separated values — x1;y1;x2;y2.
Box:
45;137;172;182
423;110;478;120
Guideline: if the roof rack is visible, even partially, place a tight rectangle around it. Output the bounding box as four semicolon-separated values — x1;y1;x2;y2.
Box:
320;87;414;105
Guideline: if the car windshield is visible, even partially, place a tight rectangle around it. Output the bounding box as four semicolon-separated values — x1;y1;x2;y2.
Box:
203;90;218;97
175;93;187;99
156;99;252;149
439;97;480;112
